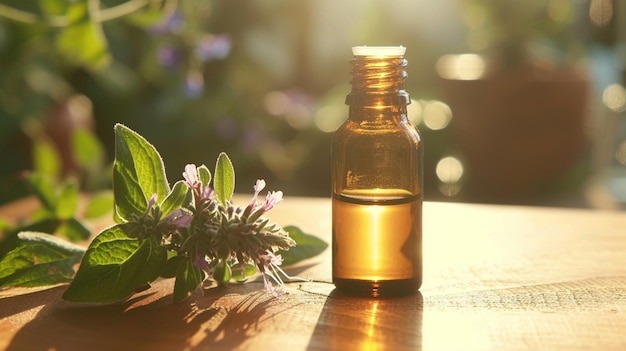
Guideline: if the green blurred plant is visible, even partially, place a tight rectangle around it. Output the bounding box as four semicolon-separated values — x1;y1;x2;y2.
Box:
0;0;333;202
461;0;586;68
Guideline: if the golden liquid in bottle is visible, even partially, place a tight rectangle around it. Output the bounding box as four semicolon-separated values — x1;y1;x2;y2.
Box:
332;189;422;297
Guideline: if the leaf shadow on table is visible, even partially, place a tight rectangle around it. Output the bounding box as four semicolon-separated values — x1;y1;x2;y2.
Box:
306;289;424;351
4;279;284;351
0;285;67;320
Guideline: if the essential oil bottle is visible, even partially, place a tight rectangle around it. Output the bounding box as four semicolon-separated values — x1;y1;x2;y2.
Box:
331;46;423;297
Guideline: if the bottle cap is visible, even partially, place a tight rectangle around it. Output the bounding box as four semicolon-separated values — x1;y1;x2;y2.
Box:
352;46;406;57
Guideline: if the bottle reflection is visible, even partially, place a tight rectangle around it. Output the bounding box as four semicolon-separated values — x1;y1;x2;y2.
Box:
307;290;423;350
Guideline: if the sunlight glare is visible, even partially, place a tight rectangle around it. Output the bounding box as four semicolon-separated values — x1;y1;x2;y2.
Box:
436;54;486;80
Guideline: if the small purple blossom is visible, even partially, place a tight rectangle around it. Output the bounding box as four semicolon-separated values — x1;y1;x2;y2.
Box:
157;45;181;69
145;193;158;215
249;179;266;207
185;70;204;98
262;191;283;211
194;255;210;271
149;11;183;35
165;208;192;228
195;34;232;62
183;164;200;189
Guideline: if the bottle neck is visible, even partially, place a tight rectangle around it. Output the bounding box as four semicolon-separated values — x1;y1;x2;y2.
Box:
345;55;411;108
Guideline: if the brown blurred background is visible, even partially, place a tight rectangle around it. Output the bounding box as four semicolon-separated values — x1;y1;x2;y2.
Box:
1;0;625;209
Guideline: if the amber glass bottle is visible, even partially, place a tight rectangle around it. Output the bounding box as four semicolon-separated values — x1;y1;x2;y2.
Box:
331;46;423;297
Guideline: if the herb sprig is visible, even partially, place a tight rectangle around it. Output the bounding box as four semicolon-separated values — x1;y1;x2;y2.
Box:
0;124;327;303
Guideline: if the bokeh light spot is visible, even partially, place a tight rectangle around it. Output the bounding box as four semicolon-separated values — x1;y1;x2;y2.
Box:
423;100;452;130
602;84;626;112
436;54;486;80
589;0;613;27
436;156;464;184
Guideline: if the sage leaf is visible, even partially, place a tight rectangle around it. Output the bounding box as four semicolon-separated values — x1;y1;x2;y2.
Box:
160;180;192;218
214;152;234;206
113;124;170;222
278;226;328;266
0;232;85;288
63;224;167;303
197;164;211;186
173;257;204;302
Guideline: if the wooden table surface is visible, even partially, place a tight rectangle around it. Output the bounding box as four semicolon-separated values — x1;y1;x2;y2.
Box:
1;196;626;350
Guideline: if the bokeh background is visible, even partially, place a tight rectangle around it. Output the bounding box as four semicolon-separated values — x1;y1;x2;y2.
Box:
1;0;625;209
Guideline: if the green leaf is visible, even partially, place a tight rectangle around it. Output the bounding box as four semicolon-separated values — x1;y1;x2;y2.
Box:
214;152;235;207
55;178;79;219
173;257;204;303
84;191;114;219
113;124;170;222
160;180;191;218
1;217;66;257
230;263;257;282
161;255;185;278
54;4;111;70
56;218;91;242
197;165;211;187
72;129;105;171
278;226;328;266
0;232;85;288
32;138;62;179
63;224;167;303
212;260;231;283
24;173;56;213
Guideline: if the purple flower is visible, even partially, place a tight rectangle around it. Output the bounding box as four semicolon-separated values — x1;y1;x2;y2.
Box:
164;208;192;228
194;255;210;271
157;45;181;69
185;70;204;98
248;179;266;207
183;164;200;189
195;34;232;62
149;11;183;35
146;194;158;215
262;191;283;212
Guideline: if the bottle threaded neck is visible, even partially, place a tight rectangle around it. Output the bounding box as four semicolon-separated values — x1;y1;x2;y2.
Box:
346;53;410;106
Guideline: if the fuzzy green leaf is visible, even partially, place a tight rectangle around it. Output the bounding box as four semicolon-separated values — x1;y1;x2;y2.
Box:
160;180;191;218
113;124;170;222
0;232;85;287
278;226;328;266
197;165;211;187
63;224;167;303
214;152;234;207
173;257;204;302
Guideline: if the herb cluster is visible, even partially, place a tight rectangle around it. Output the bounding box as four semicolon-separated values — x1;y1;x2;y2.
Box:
0;124;327;303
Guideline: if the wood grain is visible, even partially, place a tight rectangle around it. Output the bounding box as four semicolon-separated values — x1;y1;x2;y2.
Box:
1;197;625;350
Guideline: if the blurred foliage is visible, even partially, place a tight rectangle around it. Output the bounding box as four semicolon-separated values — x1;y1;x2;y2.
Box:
0;0;602;207
0;0;344;203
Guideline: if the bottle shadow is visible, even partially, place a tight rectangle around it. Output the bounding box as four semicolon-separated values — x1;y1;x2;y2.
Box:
306;289;423;350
